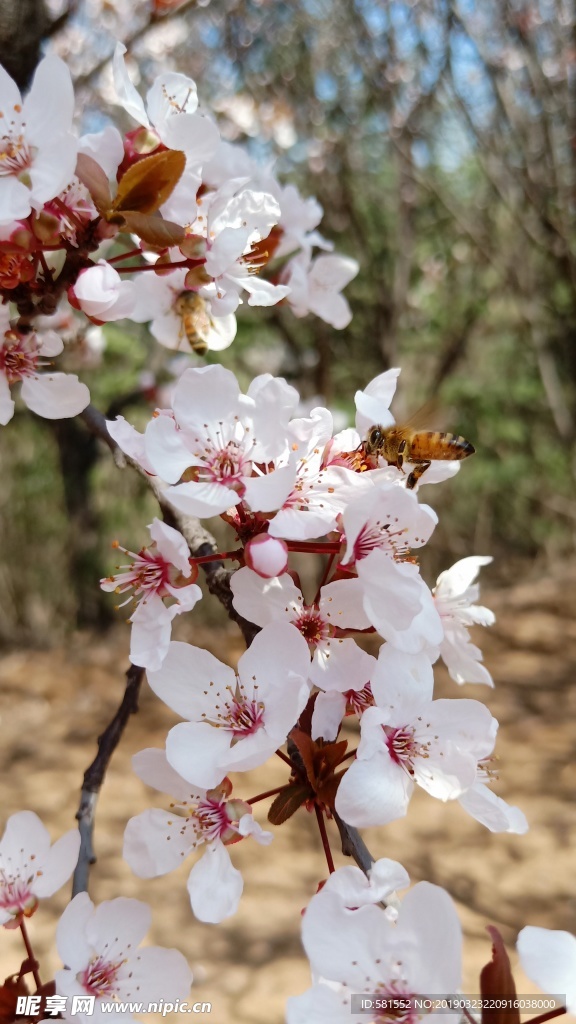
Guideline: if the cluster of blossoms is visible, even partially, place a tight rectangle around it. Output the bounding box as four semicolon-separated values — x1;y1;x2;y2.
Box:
100;363;528;926
286;859;576;1022
0;47;358;425
2;813;574;1023
0;813;192;1023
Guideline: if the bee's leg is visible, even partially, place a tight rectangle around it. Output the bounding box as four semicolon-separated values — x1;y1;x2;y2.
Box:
396;439;407;471
406;461;431;489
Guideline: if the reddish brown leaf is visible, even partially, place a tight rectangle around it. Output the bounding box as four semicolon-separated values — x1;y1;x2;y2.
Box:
480;926;520;1024
118;211;185;248
289;728;317;786
75;153;112;214
320;739;348;770
112;150;186;217
0;976;28;1024
316;768;347;809
268;783;311;825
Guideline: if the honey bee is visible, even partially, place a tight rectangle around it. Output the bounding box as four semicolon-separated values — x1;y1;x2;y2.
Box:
174;292;212;355
364;413;475;489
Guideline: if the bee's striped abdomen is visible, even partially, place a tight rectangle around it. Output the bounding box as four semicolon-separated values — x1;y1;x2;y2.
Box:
407;431;475;462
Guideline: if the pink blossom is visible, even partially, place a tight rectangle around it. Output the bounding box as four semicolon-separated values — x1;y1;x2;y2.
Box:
196;182;290;315
335;690;497;828
268;406;369;540
142;365;298;518
244;534;288;577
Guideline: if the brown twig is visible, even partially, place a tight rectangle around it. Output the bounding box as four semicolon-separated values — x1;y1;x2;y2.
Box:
72;663;144;895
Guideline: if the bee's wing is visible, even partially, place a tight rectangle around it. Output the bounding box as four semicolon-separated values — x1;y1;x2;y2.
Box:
394;399;443;432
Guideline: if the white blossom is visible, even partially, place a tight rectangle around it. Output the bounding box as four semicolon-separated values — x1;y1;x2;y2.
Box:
54;893;192;1024
113;43;219;168
0;307;89;425
283;252;358;329
0;811;80;926
434;556;495;685
73;261;136;323
231;567;375;693
124;749;271;923
287;881;462;1024
0;56;77;224
100;518;202;671
147;622;311;788
335;691;498;828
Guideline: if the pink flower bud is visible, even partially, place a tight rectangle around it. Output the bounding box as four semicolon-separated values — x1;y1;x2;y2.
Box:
245;534;288;578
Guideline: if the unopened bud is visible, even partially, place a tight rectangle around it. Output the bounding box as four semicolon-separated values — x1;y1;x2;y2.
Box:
245;534;288;579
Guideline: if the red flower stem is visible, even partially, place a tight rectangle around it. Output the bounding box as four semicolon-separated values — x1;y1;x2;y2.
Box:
115;258;206;274
285;541;342;554
527;1010;566;1024
315;804;335;873
190;549;242;565
38;250;54;283
107;248;143;264
246;785;287;804
275;749;294;768
19;920;42;990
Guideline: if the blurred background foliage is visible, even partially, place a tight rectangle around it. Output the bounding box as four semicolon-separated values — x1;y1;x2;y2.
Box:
1;0;575;643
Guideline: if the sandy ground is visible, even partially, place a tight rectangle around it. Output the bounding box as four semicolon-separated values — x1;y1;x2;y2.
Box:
1;566;576;1023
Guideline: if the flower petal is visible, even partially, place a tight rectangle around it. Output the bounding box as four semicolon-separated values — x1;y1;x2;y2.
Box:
335;754;412;827
123;808;195;877
20;374;90;420
132;747;205;803
187;842;243;923
517;927;576;1014
146;640;236;720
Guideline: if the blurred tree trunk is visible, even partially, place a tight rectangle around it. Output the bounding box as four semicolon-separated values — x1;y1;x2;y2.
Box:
0;0;111;629
49;420;113;629
0;0;49;89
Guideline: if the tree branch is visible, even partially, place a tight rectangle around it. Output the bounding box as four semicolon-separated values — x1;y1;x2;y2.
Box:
72;663;144;895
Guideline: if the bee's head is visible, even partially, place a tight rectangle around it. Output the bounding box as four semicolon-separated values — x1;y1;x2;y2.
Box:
365;425;385;453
